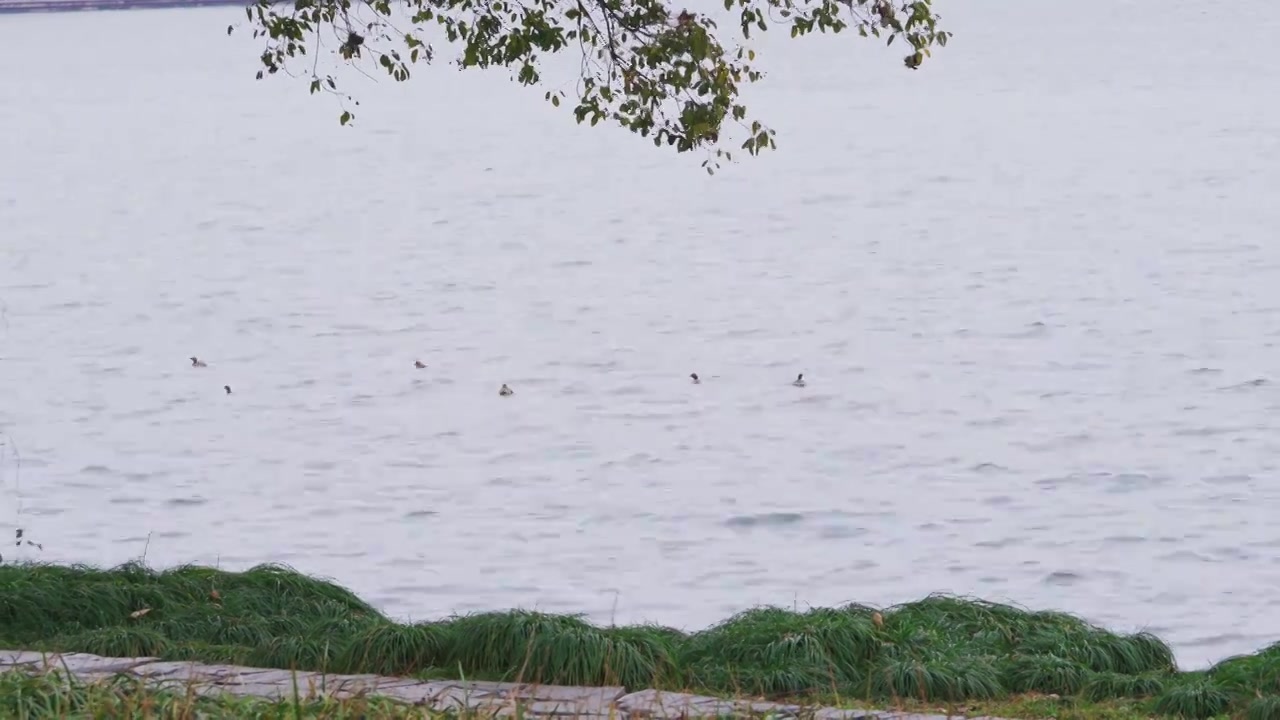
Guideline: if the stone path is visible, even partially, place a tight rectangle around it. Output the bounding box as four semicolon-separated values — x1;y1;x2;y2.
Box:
0;649;989;719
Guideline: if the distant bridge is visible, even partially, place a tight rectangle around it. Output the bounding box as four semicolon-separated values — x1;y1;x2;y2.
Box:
0;0;245;13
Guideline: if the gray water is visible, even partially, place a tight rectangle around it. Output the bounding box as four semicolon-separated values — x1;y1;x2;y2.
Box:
2;0;1279;670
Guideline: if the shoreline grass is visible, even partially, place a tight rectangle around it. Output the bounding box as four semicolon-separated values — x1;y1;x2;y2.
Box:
2;561;1278;719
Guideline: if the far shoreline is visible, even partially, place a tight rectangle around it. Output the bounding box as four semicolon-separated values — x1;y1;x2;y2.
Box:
0;0;242;14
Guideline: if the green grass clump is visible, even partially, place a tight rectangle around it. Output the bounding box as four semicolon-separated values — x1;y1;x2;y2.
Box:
680;606;876;695
0;561;379;646
1003;654;1089;695
3;561;1280;719
337;622;446;676
1153;675;1231;719
1081;670;1166;701
1249;696;1280;720
54;625;174;659
437;610;678;688
866;654;1003;701
1208;652;1280;695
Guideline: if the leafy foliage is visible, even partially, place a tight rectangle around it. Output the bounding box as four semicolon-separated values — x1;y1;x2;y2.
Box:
229;0;951;172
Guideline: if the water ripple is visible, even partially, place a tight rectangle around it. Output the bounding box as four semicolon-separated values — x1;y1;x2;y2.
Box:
2;1;1280;674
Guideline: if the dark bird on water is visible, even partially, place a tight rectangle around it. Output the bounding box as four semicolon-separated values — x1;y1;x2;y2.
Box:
190;357;207;367
224;385;232;395
414;360;426;369
690;373;700;384
792;373;806;387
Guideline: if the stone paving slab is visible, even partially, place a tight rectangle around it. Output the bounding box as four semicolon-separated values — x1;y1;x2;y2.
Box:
525;684;626;703
132;661;284;684
320;673;426;697
0;651;998;719
56;653;159;674
195;682;298;700
0;649;53;665
619;689;807;718
365;681;453;705
810;710;892;720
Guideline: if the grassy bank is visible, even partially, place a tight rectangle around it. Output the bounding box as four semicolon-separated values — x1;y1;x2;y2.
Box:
1;562;1278;719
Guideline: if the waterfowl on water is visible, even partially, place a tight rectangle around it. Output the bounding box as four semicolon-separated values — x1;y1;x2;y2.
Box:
190;357;207;367
690;373;701;384
224;385;232;395
792;373;806;387
414;360;426;369
499;384;514;396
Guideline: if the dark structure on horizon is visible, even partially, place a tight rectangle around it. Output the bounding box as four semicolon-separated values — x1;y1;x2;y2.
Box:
0;0;242;13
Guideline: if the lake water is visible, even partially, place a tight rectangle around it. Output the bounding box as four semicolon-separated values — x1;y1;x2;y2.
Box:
2;0;1279;671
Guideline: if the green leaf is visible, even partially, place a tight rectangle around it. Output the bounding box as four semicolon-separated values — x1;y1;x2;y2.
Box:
237;0;949;170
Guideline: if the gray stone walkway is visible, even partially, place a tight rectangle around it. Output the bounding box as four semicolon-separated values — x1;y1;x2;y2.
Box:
0;649;987;719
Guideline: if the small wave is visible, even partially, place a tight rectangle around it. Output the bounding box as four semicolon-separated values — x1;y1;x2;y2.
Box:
1043;571;1083;586
1218;378;1267;391
1107;473;1169;493
1172;425;1245;438
1179;632;1262;649
1204;474;1252;486
790;394;836;406
725;512;805;529
1003;322;1050;339
108;496;146;505
971;462;1010;474
1157;549;1214;563
817;525;867;539
1103;534;1147;545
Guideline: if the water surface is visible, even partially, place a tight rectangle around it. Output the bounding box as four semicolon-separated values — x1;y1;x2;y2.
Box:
1;0;1279;670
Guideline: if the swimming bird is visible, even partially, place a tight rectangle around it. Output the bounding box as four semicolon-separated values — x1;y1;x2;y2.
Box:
792;373;806;387
414;360;426;369
690;373;701;384
224;385;232;395
499;384;514;396
190;357;207;368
